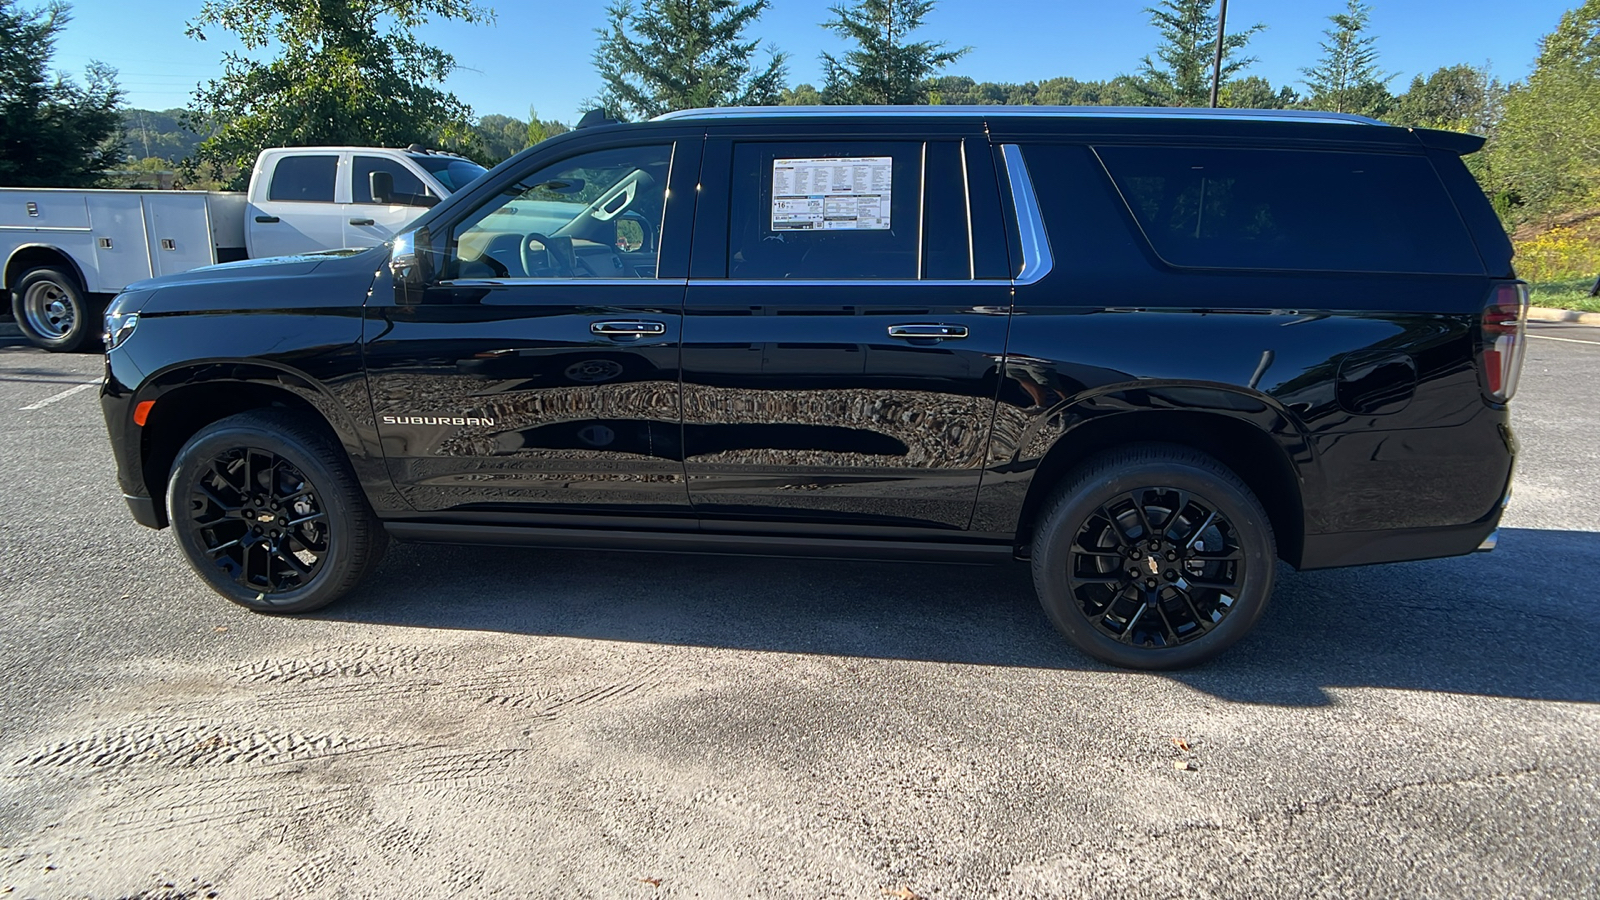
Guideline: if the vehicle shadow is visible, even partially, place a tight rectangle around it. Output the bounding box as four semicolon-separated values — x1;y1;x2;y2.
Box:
324;525;1600;707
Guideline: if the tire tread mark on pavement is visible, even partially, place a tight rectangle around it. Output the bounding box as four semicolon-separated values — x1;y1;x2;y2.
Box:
13;724;365;770
234;645;432;684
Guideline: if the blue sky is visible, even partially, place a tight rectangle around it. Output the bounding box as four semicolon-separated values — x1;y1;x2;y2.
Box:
51;0;1580;122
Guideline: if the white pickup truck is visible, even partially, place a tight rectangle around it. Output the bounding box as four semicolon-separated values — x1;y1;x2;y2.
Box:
0;145;487;350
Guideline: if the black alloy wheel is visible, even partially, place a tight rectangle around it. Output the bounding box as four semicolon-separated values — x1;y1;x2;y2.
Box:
188;447;329;595
1032;445;1276;670
168;410;386;613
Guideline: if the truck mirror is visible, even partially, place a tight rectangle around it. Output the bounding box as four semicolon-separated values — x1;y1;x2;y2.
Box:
370;170;395;204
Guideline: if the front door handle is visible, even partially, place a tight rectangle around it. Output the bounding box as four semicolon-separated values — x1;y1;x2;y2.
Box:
591;320;666;337
349;217;376;226
887;323;968;340
254;215;279;224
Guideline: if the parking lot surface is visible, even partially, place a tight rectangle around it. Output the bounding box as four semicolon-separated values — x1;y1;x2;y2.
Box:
0;324;1596;899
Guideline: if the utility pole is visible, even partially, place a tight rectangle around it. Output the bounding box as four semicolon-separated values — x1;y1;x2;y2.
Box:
1208;0;1229;108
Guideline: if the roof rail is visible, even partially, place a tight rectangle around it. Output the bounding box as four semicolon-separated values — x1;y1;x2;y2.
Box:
652;105;1389;127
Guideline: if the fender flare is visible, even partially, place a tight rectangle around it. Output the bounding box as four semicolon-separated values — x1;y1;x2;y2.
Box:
5;243;90;294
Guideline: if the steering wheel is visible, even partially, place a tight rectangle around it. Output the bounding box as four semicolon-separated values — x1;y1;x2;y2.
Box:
521;232;574;278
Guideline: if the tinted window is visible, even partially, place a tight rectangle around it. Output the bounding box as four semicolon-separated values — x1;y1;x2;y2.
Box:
267;155;337;203
729;141;921;280
448;143;672;281
1097;146;1482;274
410;155;488;193
353;156;432;206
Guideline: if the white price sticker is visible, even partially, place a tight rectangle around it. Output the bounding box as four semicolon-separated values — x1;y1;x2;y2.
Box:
771;156;893;231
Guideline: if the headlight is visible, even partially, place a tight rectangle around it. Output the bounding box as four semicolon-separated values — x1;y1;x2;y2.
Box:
103;309;138;350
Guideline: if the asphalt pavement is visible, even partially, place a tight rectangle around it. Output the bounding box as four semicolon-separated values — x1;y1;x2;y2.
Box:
0;326;1596;899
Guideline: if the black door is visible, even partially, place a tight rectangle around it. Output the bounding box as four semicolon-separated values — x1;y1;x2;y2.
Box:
681;133;1015;531
365;136;702;516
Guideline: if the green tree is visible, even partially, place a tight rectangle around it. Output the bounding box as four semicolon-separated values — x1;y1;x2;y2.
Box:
1485;1;1600;222
1301;0;1393;117
1137;0;1263;107
819;0;968;105
185;0;492;186
1221;75;1297;109
594;0;786;120
525;107;570;146
779;83;824;105
1391;64;1502;132
0;0;124;187
122;108;205;163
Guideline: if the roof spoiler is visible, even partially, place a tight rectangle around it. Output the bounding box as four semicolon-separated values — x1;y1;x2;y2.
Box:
1411;127;1487;155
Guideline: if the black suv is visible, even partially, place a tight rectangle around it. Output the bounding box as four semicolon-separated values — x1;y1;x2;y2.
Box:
100;107;1526;669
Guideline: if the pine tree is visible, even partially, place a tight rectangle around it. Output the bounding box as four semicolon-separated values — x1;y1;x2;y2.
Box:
1137;0;1263;107
1301;0;1393;117
819;0;968;105
594;0;787;120
0;0;124;187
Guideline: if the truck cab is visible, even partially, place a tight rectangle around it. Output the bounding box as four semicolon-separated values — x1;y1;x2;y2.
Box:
245;147;487;258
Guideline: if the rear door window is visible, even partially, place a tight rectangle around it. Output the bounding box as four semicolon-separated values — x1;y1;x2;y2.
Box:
1096;146;1483;274
728;141;922;280
266;155;338;203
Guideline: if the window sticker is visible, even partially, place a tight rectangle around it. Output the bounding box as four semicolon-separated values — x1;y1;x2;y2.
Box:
771;156;892;231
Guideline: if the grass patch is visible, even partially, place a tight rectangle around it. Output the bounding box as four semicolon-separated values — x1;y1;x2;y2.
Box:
1528;278;1600;313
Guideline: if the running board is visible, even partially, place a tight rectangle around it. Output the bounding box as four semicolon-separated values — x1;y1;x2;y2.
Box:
384;522;1015;564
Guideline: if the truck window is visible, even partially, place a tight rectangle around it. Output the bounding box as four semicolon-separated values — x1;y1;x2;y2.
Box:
267;155;338;203
1096;145;1483;274
728;141;921;281
353;156;434;206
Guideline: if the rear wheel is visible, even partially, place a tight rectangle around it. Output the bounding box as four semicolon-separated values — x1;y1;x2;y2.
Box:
11;266;98;352
1031;445;1277;670
166;410;386;613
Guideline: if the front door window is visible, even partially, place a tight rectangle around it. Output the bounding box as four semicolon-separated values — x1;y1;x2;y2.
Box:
447;144;673;282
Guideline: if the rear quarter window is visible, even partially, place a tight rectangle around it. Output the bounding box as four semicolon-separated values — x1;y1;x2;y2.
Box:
1096;146;1484;275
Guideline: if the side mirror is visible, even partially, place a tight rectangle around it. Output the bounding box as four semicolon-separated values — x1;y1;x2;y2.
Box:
391;228;434;302
370;170;395;204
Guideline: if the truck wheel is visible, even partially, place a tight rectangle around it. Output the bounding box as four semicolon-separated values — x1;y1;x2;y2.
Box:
12;267;98;352
166;409;387;614
1031;444;1277;670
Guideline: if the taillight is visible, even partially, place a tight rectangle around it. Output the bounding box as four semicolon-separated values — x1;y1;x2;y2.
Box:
1478;282;1528;403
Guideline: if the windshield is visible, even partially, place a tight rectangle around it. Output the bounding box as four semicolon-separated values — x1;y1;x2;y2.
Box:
409;155;489;194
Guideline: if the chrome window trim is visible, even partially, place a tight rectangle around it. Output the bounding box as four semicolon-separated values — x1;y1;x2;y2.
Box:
1000;144;1053;287
690;279;1000;287
960;139;975;280
441;278;689;287
654;105;1388;127
443;278;1008;288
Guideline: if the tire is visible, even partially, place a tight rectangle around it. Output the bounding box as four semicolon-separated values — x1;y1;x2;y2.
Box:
166;409;387;613
11;267;99;352
1030;444;1277;670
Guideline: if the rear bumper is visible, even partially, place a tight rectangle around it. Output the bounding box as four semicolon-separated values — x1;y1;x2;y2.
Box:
1298;513;1501;569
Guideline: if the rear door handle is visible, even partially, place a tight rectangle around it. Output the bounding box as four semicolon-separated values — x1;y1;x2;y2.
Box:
591;320;666;337
349;217;376;226
887;323;968;340
254;215;279;224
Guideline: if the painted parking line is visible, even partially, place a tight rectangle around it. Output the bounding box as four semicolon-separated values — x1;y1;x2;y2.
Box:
1527;334;1600;346
19;381;98;410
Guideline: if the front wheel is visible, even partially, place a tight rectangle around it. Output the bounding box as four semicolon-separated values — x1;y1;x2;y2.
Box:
166;410;387;613
1031;445;1277;670
11;267;99;352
